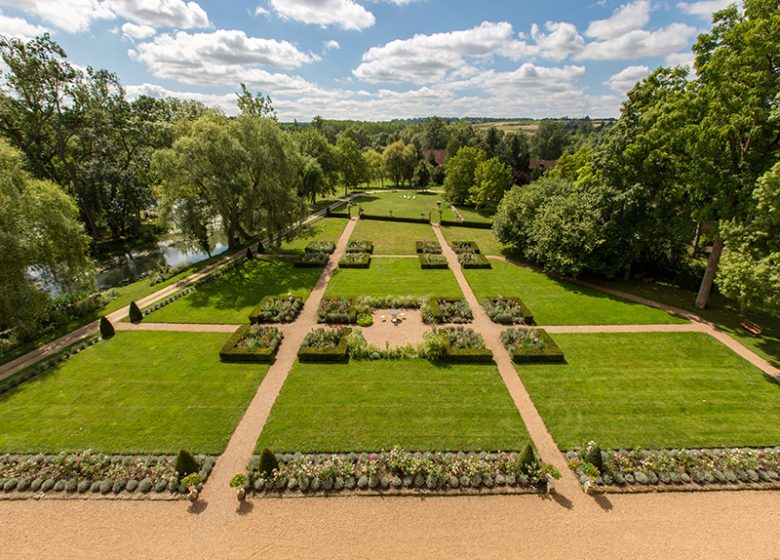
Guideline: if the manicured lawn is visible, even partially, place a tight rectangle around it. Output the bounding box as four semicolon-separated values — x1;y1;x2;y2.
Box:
146;258;321;324
0;331;267;454
351;219;438;254
441;225;507;256
597;279;780;368
441;205;494;224
464;259;687;325
352;191;441;220
326;258;463;298
517;332;780;450
256;359;530;452
271;217;348;255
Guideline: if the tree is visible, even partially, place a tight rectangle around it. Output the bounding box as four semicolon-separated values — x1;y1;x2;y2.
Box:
300;156;327;204
364;148;385;188
336;135;368;195
413;160;433;188
446;120;477;157
154;114;306;251
236;83;276;119
471;157;513;212
0;139;93;335
482;126;503;158
531;121;569;160
299;128;339;186
444;146;486;204
422;116;448;149
382;140;417;187
497;132;530;172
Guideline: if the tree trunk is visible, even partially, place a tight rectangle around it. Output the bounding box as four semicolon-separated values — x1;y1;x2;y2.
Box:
691;221;702;257
694;235;724;310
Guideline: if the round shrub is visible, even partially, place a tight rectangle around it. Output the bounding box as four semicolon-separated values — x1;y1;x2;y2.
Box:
402;477;412;488
41;479;56;492
139;478;153;493
334;477;344;491
345;477;356;490
759;471;771;482
634;472;648;485
154;480;167;493
91;481;102;493
357;476;368;489
381;476;391;490
680;473;691;484
4;478;18;491
393;476;403;488
323;478;335;491
495;474;506;487
65;479;77;493
274;477;286;491
126;479;139;493
724;470;737;483
113;480;126;494
253;479;265;492
310;478;321;492
287;478;299;491
368;476;379;489
505;474;517;486
78;480;92;493
767;471;779;480
17;479;30;492
459;475;470;488
100;480;112;494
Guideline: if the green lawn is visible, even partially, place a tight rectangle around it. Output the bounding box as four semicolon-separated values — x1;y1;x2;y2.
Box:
441;225;507;256
352;191;442;220
271;217;348;255
464;259;687;325
146;258;321;324
441;205;494;224
517;332;780;450
351;219;438;254
326;257;463;298
597;279;780;368
0;331;267;454
256;359;530;452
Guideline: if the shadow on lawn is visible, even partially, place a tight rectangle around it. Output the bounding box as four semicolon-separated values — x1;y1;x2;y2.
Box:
182;258;321;312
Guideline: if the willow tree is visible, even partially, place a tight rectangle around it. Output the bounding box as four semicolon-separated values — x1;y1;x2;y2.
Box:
153;114;306;251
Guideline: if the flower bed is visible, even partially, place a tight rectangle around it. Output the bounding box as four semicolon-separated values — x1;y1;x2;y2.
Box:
424;326;493;363
450;241;480;254
346;240;373;254
317;297;357;324
305;241;336;254
568;443;780;493
294;252;329;268
458;252;492;269
220;325;283;363
483;297;534;325
249;296;304;324
501;328;564;363
244;446;559;495
421;298;473;324
339;252;371;269
0;451;215;498
416;241;442;254
419;253;449;269
297;327;351;363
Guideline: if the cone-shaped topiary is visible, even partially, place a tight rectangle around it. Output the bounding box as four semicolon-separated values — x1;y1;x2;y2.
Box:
585;445;604;473
246;247;253;260
129;301;143;323
518;443;536;471
259;448;279;478
99;316;115;339
175;449;199;480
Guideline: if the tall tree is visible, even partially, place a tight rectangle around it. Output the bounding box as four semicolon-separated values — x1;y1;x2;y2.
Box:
382;140;416;187
236;83;276;119
531;121;569;160
364;148;385;188
336;135;368;195
444;146;486;204
482;126;503;158
471;157;513;212
446;120;477;157
422;116;448;149
497;131;530;172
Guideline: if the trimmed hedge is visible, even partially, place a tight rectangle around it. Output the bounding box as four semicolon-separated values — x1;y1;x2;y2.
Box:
418;253;448;269
459;253;492;269
483;297;534;325
450;241;481;254
305;241;336;254
339;252;372;269
346;240;374;254
505;329;565;364
249;296;304;324
317;297;357;324
440;220;492;229
295;252;329;268
416;241;442;254
443;346;494;364
360;214;430;224
297;328;352;363
219;325;282;363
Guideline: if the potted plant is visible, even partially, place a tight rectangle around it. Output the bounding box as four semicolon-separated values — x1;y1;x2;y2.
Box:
230;472;248;502
181;473;202;502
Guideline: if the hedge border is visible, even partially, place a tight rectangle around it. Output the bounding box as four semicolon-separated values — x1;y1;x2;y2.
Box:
440;220;493;229
506;329;565;363
339;252;372;269
345;241;374;254
450;241;481;254
294;252;330;268
317;297;358;324
219;325;282;364
360;214;430;225
304;241;336;255
418;253;449;269
484;297;535;325
249;296;304;324
425;298;473;324
442;346;495;364
416;241;442;254
297;328;352;363
459;253;492;269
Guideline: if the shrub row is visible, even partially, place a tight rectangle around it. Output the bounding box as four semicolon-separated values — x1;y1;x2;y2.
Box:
304;241;336;254
501;328;565;363
244;446;560;495
458;253;492;269
440;220;493;229
360;214;430;224
249;296;304;324
450;241;481;254
294;252;330;268
483;297;534;325
416;241;442;254
219;325;283;363
418;253;448;269
346;240;374;254
339;252;371;269
297;327;352;363
0;451;216;498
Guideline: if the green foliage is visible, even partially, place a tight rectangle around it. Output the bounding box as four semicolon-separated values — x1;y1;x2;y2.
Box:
422;116;448;149
336;135;369;192
128;301;143;323
99;316;115;339
413;160;433;187
259;449;279;477
175;449;199;480
531;121;570;160
471;157;513;212
444;146;486;205
382;140;417;187
229;472;248;488
497;132;530;172
236;83;276;119
584;445;604;473
517;444;536;471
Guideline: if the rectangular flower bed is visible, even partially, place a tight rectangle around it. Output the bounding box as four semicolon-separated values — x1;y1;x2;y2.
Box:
220;325;283;363
501;328;564;363
339;252;371;269
346;240;373;254
450;241;480;254
458;252;492;269
304;241;336;254
421;298;473;324
427;326;493;363
419;253;449;269
294;252;329;268
483;297;534;325
249;296;304;324
317;296;357;324
297;327;352;363
416;241;442;254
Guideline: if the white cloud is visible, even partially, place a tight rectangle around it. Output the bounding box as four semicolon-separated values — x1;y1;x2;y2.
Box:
578;22;698;60
0;0;112;33
121;22;155;41
126;82;238;113
665;51;695;67
605;64;650;93
268;0;375;30
323;39;340;51
586;0;651;40
254;6;270;16
105;0;209;29
530;21;585;61
677;0;736;19
0;10;49;39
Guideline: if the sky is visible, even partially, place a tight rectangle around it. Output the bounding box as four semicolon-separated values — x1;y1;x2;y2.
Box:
0;0;736;121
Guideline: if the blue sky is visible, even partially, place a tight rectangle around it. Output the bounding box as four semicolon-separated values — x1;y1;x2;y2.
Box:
0;0;734;120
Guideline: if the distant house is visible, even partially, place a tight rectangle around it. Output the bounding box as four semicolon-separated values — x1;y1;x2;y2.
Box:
422;148;448;167
529;159;558;171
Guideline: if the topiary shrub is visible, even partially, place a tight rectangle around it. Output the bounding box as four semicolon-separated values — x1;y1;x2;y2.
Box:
129;301;143;323
584;445;604;473
175;449;199;480
259;448;279;478
99;316;115;339
518;444;536;472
